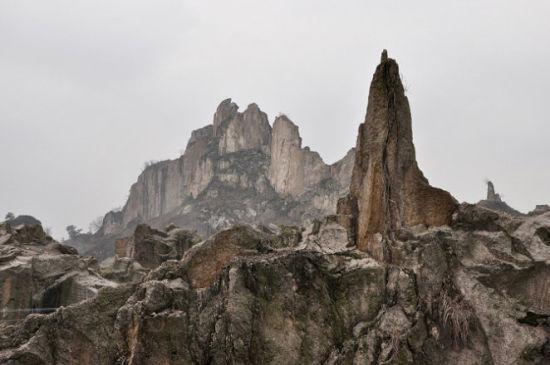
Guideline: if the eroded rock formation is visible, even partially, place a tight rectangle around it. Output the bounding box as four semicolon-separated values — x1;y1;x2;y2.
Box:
2;204;550;364
0;221;116;324
477;180;523;217
339;50;457;259
2;52;549;365
75;100;354;260
113;224;201;269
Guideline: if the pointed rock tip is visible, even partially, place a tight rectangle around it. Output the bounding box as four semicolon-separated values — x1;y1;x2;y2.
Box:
245;102;261;112
273;114;300;135
381;49;388;63
274;113;295;126
217;98;239;111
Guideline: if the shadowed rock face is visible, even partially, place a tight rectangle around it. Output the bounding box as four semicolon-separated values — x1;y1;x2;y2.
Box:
341;51;457;258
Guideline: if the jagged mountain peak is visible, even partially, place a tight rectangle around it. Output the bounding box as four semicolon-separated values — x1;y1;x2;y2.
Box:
76;100;354;259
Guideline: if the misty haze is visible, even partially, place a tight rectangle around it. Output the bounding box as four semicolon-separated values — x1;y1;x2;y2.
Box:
1;1;549;364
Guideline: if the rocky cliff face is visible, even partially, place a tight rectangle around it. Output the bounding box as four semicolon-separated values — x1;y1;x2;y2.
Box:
113;224;201;269
0;221;117;324
2;206;549;364
79;100;353;260
338;50;457;260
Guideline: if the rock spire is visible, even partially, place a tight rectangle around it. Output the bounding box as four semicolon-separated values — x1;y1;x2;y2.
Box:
339;51;457;259
486;180;502;202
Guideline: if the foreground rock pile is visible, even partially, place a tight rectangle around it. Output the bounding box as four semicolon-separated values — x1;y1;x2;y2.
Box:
1;52;548;364
0;221;116;324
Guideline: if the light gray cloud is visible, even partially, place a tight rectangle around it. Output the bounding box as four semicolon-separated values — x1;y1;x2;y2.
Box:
1;0;549;238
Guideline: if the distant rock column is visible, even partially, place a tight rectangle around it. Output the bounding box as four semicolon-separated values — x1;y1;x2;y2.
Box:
338;50;457;261
486;180;502;202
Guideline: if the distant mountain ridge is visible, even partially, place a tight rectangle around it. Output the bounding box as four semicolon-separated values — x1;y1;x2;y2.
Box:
70;99;354;259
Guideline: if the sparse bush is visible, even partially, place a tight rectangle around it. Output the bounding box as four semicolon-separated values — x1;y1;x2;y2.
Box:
422;282;475;345
389;329;401;361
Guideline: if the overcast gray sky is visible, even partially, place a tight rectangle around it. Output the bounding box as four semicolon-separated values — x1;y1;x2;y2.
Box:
1;0;549;238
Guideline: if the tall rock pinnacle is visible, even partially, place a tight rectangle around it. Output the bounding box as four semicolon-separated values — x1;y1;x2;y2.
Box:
486;180;502;202
339;51;457;259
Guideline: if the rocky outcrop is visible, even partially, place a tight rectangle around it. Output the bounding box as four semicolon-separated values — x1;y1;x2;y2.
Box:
268;115;331;197
486;181;500;202
74;100;353;260
114;224;201;269
339;50;457;259
0;221;116;324
2;205;549;364
218;103;272;155
529;205;550;216
3;215;41;228
477;180;523;217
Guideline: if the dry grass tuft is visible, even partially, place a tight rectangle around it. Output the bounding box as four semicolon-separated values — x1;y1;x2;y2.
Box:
437;290;474;344
389;329;401;360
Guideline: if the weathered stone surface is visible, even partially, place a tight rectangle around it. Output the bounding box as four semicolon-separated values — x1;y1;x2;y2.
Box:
212;98;239;137
72;100;352;261
99;257;147;283
268;115;330;196
340;51;457;258
113;224;201;269
218;102;272;155
3;206;550;364
529;205;550;216
0;222;117;324
3;52;549;365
